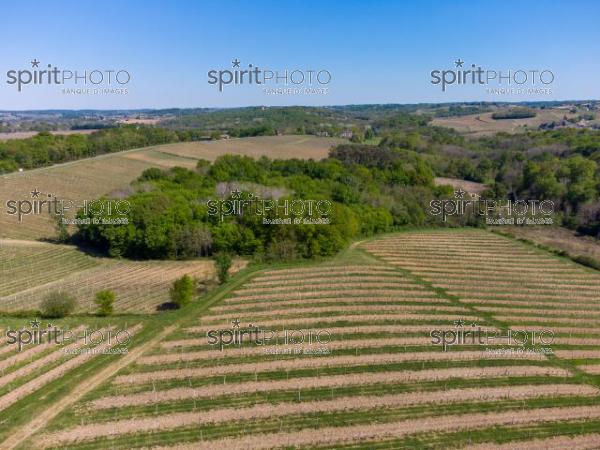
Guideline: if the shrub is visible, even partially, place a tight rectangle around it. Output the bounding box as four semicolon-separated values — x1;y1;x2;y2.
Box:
40;291;76;318
169;275;195;308
94;290;116;316
215;253;233;284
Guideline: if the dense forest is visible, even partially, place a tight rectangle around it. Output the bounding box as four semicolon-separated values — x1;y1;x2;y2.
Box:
3;105;600;252
74;147;441;260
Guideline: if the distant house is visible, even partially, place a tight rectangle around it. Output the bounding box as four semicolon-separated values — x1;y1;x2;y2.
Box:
340;130;353;139
315;131;330;137
220;134;230;139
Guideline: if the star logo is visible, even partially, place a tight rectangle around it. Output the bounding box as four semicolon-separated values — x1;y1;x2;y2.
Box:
29;318;41;328
30;188;41;198
454;59;464;68
230;189;242;198
453;318;466;328
31;59;40;68
232;58;241;68
454;188;466;199
231;318;241;328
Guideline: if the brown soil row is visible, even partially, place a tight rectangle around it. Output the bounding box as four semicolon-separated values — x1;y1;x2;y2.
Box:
40;384;595;447
477;306;600;319
234;281;422;295
142;336;437;364
449;290;599;301
465;433;600;450
495;316;600;326
204;305;469;322
259;265;395;277
118;350;541;385
409;268;598;281
228;289;439;302
0;325;140;413
210;302;457;316
103;399;600;450
219;296;448;309
184;322;495;335
90;365;569;409
464;299;600;311
199;313;483;327
554;350;600;359
0;326;100;389
246;274;404;287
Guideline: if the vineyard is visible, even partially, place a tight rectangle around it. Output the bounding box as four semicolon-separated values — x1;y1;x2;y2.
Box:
0;240;234;313
2;230;597;449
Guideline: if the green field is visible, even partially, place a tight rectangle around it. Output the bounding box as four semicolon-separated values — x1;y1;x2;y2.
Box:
2;230;599;449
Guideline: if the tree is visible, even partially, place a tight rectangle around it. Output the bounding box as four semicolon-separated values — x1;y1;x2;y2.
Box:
169;275;195;308
215;253;233;284
174;225;213;257
54;214;69;243
40;291;76;318
94;290;115;316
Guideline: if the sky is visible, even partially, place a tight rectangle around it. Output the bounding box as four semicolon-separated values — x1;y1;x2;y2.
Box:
1;0;599;109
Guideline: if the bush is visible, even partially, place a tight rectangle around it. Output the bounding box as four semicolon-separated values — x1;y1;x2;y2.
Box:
169;275;195;308
40;291;76;318
94;290;116;316
215;253;233;284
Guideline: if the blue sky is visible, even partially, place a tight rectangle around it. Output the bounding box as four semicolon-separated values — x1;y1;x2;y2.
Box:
1;0;599;109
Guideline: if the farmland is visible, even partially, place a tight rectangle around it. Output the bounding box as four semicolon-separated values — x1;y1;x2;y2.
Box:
495;226;600;264
0;239;244;313
0;135;343;240
0;229;596;449
430;108;585;136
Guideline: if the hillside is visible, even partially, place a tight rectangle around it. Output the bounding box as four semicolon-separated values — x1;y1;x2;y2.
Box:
0;135;343;240
2;230;599;449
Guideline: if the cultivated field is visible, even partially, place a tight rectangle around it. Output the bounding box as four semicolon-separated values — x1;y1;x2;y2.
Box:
0;240;243;313
496;225;600;263
431;108;580;136
6;229;599;449
0;135;343;240
0;318;143;450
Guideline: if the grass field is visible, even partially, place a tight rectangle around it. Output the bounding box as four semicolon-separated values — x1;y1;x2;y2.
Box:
431;108;583;136
0;135;344;240
2;229;598;449
0;239;244;314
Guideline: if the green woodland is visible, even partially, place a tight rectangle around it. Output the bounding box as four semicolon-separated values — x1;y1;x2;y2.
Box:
2;107;600;259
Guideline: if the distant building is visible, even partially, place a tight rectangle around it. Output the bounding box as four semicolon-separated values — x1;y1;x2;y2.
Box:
340;130;353;139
